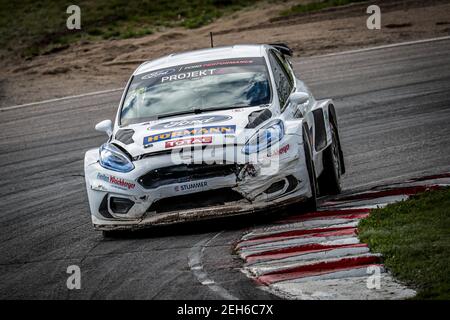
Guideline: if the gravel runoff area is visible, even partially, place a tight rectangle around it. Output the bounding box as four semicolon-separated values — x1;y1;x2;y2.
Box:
1;0;450;107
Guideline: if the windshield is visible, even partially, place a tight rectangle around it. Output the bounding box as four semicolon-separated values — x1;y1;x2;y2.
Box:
120;57;271;125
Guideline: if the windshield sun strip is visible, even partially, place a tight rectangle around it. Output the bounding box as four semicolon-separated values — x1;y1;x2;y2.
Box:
118;57;273;126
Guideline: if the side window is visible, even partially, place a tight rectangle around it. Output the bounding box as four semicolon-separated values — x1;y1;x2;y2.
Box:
273;50;295;84
268;51;293;109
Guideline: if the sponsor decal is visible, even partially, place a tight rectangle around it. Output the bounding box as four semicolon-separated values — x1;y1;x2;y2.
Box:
141;68;176;80
97;173;110;183
178;59;257;71
97;173;135;190
143;125;236;146
174;181;208;192
277;144;290;155
268;144;290;157
161;69;216;83
151;115;232;129
165;136;212;148
137;58;266;87
202;59;254;67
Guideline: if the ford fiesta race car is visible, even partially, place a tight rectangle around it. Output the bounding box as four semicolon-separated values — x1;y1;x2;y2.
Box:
84;44;345;235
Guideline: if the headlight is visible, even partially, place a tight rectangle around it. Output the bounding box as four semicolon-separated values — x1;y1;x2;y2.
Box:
243;120;285;154
99;143;134;172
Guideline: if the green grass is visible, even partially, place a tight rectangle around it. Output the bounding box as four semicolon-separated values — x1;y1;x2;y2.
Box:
0;0;373;60
280;0;367;16
0;0;263;59
358;188;450;300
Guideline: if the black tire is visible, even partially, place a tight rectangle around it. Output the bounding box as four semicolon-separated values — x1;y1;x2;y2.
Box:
318;122;342;195
302;126;318;212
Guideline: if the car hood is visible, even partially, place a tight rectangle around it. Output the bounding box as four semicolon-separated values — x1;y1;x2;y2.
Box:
112;106;273;158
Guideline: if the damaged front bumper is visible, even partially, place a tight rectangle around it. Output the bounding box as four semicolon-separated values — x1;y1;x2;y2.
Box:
84;134;311;230
92;193;307;231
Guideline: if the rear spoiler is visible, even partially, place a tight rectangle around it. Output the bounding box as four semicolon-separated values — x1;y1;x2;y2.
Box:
269;43;293;57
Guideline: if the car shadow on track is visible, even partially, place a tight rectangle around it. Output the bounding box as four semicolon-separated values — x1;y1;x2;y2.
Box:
101;200;324;240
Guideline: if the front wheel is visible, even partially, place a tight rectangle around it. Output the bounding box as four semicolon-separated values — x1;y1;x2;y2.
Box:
318;123;342;195
302;126;318;212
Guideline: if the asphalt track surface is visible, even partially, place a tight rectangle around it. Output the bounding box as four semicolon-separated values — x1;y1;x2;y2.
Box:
0;38;449;299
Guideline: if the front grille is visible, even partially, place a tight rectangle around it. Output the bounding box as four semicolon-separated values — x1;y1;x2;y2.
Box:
138;163;238;189
147;188;244;213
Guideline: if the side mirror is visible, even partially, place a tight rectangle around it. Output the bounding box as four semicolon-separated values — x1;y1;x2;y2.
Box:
95;119;113;137
289;92;309;105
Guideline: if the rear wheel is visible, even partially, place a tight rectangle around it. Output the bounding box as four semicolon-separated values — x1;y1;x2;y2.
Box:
302;126;318;212
319;123;342;195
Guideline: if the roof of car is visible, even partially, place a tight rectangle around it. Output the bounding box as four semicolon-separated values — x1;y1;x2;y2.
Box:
134;44;268;75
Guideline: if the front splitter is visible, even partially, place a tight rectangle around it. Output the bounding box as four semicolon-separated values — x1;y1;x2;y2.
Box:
94;195;307;231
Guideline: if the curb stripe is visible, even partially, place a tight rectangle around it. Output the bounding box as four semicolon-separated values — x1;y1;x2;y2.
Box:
257;256;382;285
276;213;369;224
275;208;371;223
239;225;357;245
246;243;367;264
238;227;358;251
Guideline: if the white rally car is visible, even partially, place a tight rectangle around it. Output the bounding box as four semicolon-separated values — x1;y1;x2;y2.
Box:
84;44;345;235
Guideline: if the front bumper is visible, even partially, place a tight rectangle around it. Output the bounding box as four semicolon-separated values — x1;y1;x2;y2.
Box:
84;134;311;230
92;194;307;231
